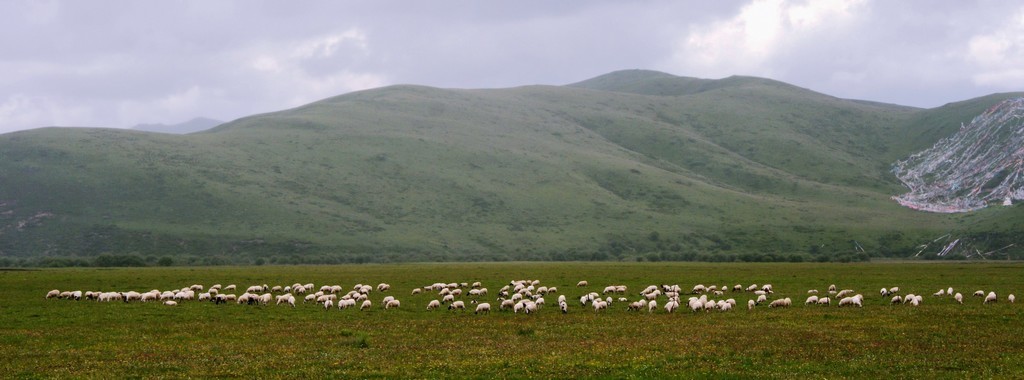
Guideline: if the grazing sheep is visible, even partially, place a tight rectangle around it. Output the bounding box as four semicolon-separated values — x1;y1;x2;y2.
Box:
664;300;679;313
891;295;903;305
933;289;945;297
500;299;515;311
880;288;890;297
947;287;954;296
377;283;390;292
817;297;830;306
889;287;900;295
835;289;853;299
276;294;296;307
692;284;706;294
449;300;466;311
411;288;422;295
427;300;441;310
475;302;491;314
164;301;177;306
746;284;759;292
385;299;401;309
524;301;539;314
733;284;744;292
1009;294;1016;304
719;302;733;312
513;301;525;314
46;289;60;299
756;294;768;305
559;301;568;314
577;281;588;287
805;295;819;305
974;290;985;297
360;300;372;311
339;299;357;310
747;299;756;310
647;300;658;313
807;289;819;294
828;284;837;292
592;300;608;312
768;298;791;308
984;292;997;304
689;299;704;312
324;299;334;310
954;292;963;304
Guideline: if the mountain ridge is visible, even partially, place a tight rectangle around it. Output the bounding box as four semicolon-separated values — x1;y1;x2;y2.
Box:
1;70;1022;264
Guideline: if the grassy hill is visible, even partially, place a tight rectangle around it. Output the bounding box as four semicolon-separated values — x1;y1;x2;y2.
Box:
1;70;1022;265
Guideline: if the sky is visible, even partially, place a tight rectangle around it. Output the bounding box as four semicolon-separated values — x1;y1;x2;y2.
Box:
1;0;1022;134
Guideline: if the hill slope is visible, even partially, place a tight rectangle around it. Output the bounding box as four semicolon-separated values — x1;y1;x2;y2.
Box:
132;117;223;134
894;97;1024;212
1;71;1021;264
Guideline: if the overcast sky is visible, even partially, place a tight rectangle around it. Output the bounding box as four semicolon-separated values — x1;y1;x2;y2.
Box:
1;0;1022;134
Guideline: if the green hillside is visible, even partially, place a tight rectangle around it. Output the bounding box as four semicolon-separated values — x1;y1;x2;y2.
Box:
1;70;1021;265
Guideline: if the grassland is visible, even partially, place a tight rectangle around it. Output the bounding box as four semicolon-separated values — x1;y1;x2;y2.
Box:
3;70;1023;263
4;262;1023;378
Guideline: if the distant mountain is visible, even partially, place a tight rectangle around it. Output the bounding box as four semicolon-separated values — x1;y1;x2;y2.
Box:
132;117;222;134
1;70;1023;264
893;97;1024;212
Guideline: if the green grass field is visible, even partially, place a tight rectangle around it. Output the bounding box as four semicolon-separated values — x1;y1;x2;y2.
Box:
3;262;1023;378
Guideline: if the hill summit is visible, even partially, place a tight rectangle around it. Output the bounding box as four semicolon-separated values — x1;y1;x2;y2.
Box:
893;97;1024;212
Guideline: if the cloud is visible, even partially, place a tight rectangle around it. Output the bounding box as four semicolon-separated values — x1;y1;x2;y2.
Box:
966;7;1024;87
667;0;867;78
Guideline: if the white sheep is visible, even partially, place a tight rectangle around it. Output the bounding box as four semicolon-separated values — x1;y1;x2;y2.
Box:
719;302;733;312
524;301;539;314
805;295;819;305
689;299;704;312
984;291;997;304
648;300;658;313
500;299;515;311
360;300;372;311
164;300;177;306
475;302;491;314
449;300;466;311
817;297;830;306
1009;294;1016;303
427;300;441;310
933;289;945;297
45;289;61;299
577;280;588;287
559;301;568;314
890;295;902;305
747;299;755;310
592;300;608;312
974;290;985;297
385;299;401;309
324;299;334;310
377;283;390;292
954;292;963;304
756;294;768;305
664;300;678;313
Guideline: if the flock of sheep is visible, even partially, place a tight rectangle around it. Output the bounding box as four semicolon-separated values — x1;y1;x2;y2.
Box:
43;279;1017;315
